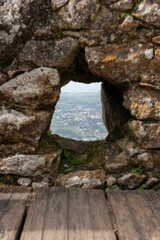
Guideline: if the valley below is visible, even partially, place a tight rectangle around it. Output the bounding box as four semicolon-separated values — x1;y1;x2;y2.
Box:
50;92;108;141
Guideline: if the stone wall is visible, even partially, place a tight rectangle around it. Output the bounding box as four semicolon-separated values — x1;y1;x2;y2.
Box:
0;0;159;189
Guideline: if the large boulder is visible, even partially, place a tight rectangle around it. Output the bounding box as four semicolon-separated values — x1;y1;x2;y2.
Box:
18;38;78;71
55;170;105;188
129;120;160;149
0;151;61;177
133;0;160;28
117;173;146;189
0;0;40;63
0;67;60;109
85;43;154;85
90;5;120;31
0;109;52;147
57;0;99;29
123;85;160;120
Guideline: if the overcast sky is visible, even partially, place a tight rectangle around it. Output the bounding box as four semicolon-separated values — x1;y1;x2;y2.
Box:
61;81;101;92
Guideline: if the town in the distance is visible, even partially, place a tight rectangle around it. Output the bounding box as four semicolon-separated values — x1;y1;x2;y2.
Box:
50;92;108;141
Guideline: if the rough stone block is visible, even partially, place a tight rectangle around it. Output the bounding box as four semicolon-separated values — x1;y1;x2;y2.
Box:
0;67;60;109
117;173;146;189
55;170;105;188
128;120;160;149
123;86;160;120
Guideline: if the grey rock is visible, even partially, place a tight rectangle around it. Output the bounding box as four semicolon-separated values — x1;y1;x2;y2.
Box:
55;170;105;188
0;143;36;157
0;155;46;177
0;67;60;109
51;0;69;10
106;176;117;187
17;177;31;187
57;0;99;29
66;176;102;188
19;38;78;71
85;43;154;85
145;177;159;189
90;6;119;31
0;0;39;63
0;109;31;131
109;0;133;11
120;15;135;32
133;0;160;28
0;151;62;177
123;86;160;120
0;108;52;147
0;149;62;177
128;120;160;149
105;162;130;174
0;0;160;185
117;173;146;189
132;151;160;171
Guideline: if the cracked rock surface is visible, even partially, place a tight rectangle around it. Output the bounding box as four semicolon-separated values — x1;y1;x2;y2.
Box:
0;0;159;189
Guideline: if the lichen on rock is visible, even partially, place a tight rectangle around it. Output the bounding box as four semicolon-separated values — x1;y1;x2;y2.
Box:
0;0;159;189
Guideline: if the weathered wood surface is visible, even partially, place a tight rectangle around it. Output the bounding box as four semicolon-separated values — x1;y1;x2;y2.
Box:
20;187;116;240
0;187;31;240
0;187;160;240
107;190;160;240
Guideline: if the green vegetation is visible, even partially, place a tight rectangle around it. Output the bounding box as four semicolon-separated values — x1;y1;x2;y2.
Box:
121;12;131;18
136;184;146;190
61;145;83;168
61;145;70;158
47;130;52;136
66;154;83;167
90;147;98;154
108;182;118;189
136;164;144;174
121;0;142;18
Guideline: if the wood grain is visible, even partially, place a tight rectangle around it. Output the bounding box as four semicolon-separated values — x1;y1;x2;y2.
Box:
20;187;116;240
20;188;48;240
107;190;160;240
88;189;116;240
0;188;31;240
42;187;68;240
67;188;94;240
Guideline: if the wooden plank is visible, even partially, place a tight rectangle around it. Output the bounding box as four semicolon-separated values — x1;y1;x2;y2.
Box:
21;187;116;240
67;188;94;240
0;188;12;212
88;189;116;240
0;188;31;240
141;190;160;225
42;187;68;240
20;188;48;240
107;190;160;240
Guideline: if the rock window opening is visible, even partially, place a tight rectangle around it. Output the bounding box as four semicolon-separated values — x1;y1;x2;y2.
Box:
50;81;108;141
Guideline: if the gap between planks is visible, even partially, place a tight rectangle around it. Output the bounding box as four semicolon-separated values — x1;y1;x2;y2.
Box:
0;187;31;240
20;187;116;240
